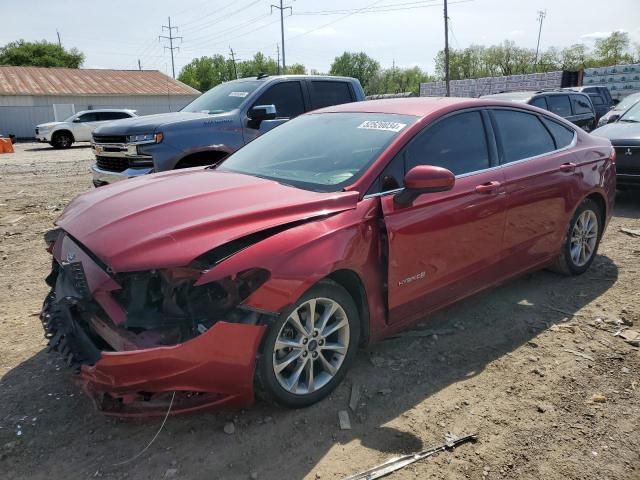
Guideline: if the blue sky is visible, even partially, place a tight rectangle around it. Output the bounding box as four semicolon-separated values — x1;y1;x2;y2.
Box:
2;0;640;76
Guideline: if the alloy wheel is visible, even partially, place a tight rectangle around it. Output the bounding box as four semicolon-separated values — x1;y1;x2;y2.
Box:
272;297;350;395
570;209;598;267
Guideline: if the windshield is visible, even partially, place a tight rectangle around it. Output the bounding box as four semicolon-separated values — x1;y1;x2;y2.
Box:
615;93;640;112
181;80;262;114
619;101;640;123
217;112;418;192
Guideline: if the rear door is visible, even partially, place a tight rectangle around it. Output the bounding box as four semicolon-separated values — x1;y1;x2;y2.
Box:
243;80;307;143
490;108;578;273
380;109;507;324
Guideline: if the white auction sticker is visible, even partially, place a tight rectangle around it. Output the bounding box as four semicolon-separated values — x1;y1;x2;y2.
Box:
357;120;407;132
228;91;249;98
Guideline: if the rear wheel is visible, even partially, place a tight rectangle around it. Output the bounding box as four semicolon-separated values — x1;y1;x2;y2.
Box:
52;131;73;149
256;280;360;408
553;198;602;275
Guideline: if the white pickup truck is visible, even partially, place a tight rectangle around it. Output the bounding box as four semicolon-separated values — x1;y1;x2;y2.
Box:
35;109;137;149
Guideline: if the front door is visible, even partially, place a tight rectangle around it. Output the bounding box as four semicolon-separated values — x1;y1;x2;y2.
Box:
380;110;508;325
242;81;307;144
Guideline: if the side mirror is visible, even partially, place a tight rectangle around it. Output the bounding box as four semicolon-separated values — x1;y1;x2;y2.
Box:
394;165;455;205
608;114;621;123
612;98;620;106
72;118;81;123
248;104;277;127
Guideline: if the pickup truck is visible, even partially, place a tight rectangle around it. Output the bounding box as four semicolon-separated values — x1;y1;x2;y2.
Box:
90;75;365;186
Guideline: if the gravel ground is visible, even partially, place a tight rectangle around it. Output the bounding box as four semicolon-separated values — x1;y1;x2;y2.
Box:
0;142;639;480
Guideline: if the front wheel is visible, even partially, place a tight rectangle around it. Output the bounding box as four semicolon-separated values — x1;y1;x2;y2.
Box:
256;280;360;408
51;131;73;149
553;198;602;275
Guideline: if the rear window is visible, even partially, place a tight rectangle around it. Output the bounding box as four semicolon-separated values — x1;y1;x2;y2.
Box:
571;95;593;115
310;81;354;110
546;95;572;117
590;95;605;105
98;112;132;121
493;110;556;163
541;117;575;149
530;97;548;110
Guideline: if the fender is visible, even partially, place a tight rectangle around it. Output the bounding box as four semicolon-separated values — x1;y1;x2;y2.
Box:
196;198;389;340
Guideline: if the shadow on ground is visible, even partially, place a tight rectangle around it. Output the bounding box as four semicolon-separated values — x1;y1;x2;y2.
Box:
22;145;91;152
0;253;621;480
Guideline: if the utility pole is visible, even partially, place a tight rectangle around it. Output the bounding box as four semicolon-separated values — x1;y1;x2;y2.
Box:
229;46;238;79
276;44;281;75
271;1;292;73
535;10;547;68
159;17;182;79
444;0;450;97
56;30;62;47
138;59;142;71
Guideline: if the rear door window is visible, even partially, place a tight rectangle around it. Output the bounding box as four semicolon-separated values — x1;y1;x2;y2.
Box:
76;112;98;122
590;95;604;105
310;81;354;110
492;110;556;163
541;117;575;149
97;112;132;121
546;95;572;117
530;96;548;110
405;111;490;176
571;95;593;115
252;81;306;119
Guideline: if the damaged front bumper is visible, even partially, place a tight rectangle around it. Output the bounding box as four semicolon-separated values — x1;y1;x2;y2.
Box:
40;231;269;416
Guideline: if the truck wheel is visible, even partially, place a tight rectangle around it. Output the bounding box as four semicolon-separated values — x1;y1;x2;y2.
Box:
552;198;602;276
52;131;73;149
255;280;360;408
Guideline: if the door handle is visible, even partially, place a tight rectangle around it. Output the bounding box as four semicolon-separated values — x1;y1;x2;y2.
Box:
559;162;576;173
475;181;501;194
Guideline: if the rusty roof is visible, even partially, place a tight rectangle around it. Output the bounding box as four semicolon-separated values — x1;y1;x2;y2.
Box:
0;66;200;96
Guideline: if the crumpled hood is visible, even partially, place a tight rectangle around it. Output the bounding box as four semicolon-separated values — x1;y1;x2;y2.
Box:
56;169;359;272
92;111;226;136
592;122;640;143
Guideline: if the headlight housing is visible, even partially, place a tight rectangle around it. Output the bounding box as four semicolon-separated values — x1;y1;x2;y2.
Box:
126;133;163;144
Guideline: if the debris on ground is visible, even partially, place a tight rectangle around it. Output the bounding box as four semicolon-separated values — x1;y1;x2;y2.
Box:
223;422;235;435
620;227;640;237
349;384;361;412
563;349;595;361
338;410;352;430
591;394;607;403
616;329;640;347
343;433;477;479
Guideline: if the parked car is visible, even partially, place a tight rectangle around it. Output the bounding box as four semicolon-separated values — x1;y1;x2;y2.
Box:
90;75;366;187
41;97;615;415
35;109;137;149
564;85;615;121
597;91;640;127
481;90;597;131
592;100;640;189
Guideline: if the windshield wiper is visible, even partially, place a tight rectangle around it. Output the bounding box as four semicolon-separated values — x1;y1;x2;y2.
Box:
619;119;639;123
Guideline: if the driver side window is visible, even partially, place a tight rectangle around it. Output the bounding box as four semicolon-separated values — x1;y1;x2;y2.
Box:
368;110;490;195
252;81;305;119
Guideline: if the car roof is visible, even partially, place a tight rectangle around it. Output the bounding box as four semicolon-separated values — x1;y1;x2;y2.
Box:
76;108;136;114
231;74;357;83
314;97;551;118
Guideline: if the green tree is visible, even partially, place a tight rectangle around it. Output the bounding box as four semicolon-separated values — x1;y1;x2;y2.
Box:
329;52;381;94
286;63;307;74
594;31;633;65
367;65;434;95
237;52;279;77
178;55;235;92
0;40;84;68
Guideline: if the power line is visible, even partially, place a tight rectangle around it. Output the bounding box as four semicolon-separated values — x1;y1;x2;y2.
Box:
179;0;263;31
271;0;292;72
159;17;183;79
294;1;443;15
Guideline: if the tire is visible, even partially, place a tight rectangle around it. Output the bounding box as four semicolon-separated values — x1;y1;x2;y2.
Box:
255;279;360;408
552;198;602;276
51;131;73;149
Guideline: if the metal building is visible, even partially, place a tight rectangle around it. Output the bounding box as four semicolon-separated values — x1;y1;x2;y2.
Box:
0;66;200;138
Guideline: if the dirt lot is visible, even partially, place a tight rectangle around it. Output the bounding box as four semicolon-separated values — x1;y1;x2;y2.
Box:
0;142;639;480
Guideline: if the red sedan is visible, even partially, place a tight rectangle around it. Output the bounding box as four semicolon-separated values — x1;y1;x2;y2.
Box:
41;98;616;415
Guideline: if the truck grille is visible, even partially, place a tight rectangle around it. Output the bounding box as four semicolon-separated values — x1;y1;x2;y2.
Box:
93;134;127;144
97;156;129;172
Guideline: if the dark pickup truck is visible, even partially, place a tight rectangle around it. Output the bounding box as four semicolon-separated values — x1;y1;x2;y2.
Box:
90;75;366;186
